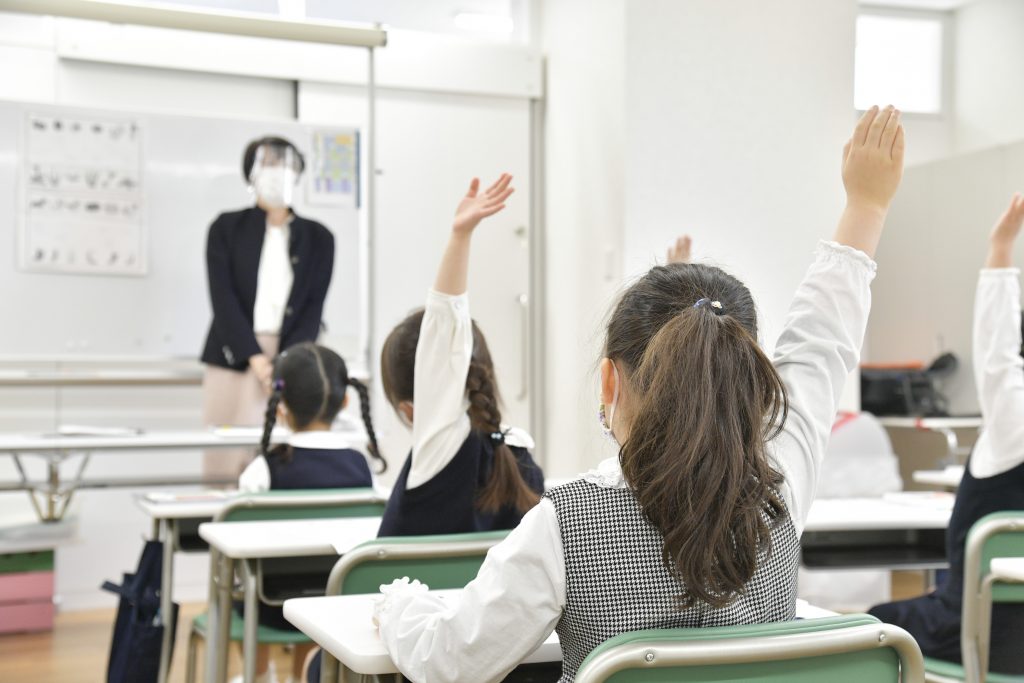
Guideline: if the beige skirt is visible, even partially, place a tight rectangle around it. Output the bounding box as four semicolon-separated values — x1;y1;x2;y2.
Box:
201;334;280;482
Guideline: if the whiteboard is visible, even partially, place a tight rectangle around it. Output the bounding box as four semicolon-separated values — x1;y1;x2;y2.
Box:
0;99;364;363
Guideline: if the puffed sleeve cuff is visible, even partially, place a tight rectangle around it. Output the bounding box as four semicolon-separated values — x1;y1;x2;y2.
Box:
425;288;470;318
816;240;878;277
374;577;431;625
980;267;1021;278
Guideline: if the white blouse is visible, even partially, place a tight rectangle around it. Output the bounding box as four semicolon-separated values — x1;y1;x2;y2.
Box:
237;427;365;493
374;240;878;683
970;268;1024;479
253;222;294;335
407;289;533;490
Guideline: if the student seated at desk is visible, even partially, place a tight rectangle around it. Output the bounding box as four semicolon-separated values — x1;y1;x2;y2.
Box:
868;193;1024;675
238;342;384;683
369;107;904;682
375;172;545;536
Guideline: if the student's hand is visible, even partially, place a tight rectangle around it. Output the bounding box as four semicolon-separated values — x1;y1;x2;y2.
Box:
249;353;273;392
843;105;904;213
986;193;1024;268
666;235;692;264
834;105;905;258
452;173;514;236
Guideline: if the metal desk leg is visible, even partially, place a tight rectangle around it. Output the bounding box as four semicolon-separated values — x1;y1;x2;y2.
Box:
205;550;233;683
157;518;175;683
241;559;259;683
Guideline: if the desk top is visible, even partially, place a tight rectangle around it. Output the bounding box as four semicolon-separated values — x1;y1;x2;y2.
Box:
912;466;964;489
283;591;835;676
876;416;982;430
991;558;1024;583
199;516;381;559
804;493;954;533
0;428;289;454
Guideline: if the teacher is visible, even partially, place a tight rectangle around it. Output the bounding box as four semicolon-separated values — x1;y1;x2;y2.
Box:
200;136;335;480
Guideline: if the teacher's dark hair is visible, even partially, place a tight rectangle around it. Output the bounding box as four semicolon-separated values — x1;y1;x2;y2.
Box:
260;343;385;472
242;136;306;181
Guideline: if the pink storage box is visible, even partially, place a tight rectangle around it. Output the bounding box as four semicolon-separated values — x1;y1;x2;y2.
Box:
0;600;55;634
0;570;54;602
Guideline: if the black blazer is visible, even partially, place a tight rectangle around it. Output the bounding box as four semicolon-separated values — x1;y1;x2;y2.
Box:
201;207;335;370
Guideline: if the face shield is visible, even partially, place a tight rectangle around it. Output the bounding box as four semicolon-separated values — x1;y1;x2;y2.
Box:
249;142;302;209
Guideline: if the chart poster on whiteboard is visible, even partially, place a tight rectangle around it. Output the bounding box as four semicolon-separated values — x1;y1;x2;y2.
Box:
19;110;145;276
306;128;359;208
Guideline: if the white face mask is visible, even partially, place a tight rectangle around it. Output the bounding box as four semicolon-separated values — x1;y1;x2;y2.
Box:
598;363;620;445
252;167;297;208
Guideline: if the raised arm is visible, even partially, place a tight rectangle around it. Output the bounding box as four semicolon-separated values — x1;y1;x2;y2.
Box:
770;106;905;533
973;194;1024;476
407;174;515;488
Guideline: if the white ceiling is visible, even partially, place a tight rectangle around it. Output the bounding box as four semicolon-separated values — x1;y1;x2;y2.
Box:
860;0;974;11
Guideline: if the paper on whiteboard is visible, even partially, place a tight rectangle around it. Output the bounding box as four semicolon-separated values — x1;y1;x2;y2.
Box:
20;110;145;276
306;128;359;208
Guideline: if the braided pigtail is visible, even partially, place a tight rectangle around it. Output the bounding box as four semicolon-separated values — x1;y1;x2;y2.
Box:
260;378;292;463
466;358;538;514
347;377;386;473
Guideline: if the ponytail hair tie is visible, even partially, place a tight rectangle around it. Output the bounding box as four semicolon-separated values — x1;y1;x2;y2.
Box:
273;378;285;391
489;430;507;445
693;298;725;315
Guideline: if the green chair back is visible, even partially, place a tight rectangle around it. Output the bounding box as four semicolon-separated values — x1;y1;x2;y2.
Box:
328;530;509;595
217;488;386;522
969;511;1024;603
575;615;924;683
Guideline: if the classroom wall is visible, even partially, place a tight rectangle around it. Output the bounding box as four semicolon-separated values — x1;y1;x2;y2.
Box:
623;0;858;378
536;0;627;476
954;0;1024;153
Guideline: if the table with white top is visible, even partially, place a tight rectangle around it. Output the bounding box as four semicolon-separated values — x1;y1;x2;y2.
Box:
876;416;982;466
912;465;965;490
991;558;1024;583
801;493;955;571
199;516;382;683
0;428;286;522
283;590;836;682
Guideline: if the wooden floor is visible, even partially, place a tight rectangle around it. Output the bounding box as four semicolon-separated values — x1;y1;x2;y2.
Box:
0;574;930;682
0;602;301;683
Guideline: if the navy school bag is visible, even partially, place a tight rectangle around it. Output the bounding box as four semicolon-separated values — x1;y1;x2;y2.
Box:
102;540;179;683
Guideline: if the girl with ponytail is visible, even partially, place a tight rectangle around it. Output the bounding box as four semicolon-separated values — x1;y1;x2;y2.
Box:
376;172;544;536
372;107;906;683
236;342;383;683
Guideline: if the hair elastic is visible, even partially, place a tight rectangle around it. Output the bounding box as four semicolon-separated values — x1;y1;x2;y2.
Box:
489;430;508;445
693;298;725;315
273;378;286;391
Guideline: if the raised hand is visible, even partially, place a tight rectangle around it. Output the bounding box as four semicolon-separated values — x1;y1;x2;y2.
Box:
453;173;514;236
986;193;1024;268
834;105;906;258
666;235;692;265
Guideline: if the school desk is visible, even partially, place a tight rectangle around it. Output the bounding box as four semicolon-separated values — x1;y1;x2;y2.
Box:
990;558;1024;583
877;416;982;466
912;465;964;490
0;429;286;522
199;516;382;683
802;493;955;571
282;590;837;681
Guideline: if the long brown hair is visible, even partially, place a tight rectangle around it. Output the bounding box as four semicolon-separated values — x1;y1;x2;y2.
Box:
606;263;788;609
381;310;539;514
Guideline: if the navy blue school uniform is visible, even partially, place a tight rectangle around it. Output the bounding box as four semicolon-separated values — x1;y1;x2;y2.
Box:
234;442;373;631
868;457;1024;674
377;429;545;537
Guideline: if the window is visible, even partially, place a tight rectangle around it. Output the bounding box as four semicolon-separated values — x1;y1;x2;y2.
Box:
854;14;944;114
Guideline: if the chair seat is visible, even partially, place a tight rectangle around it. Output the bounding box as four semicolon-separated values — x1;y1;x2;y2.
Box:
923;656;1024;683
192;612;310;645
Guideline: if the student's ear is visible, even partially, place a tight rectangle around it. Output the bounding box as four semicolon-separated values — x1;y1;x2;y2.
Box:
277;401;295;430
398;400;414;425
341;393;350;410
600;357;617;406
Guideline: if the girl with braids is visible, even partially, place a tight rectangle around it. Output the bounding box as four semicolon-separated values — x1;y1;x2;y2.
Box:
372;107;906;683
376;172;544;536
236;342;383;683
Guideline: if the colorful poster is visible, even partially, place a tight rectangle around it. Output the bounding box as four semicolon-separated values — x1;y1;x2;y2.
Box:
20;110;145;276
306;128;359;208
